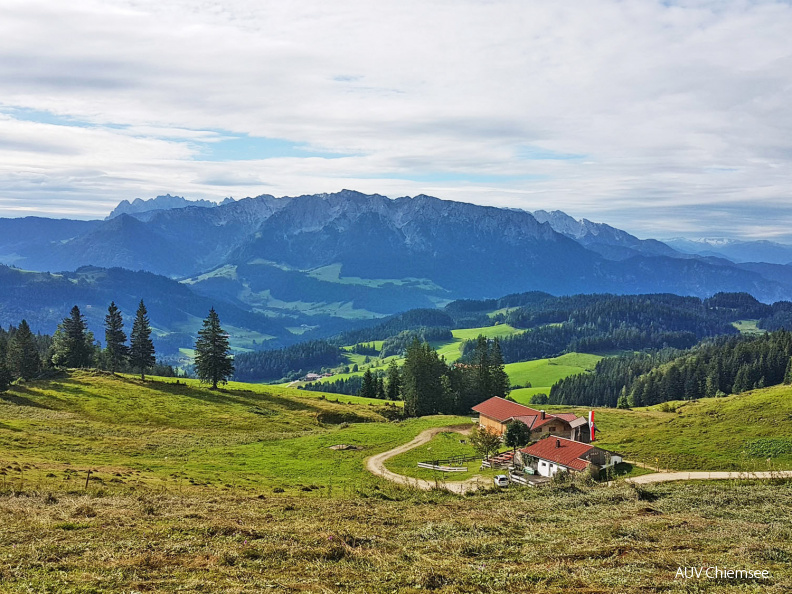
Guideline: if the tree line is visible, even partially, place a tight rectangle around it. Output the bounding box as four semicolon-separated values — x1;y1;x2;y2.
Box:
0;302;234;391
398;336;509;417
234;340;343;382
548;330;792;408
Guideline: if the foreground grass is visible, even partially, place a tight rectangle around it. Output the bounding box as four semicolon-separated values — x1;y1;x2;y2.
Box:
0;480;790;592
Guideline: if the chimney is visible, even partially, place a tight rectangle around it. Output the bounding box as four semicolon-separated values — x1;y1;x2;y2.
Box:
540;410;546;420
555;439;560;448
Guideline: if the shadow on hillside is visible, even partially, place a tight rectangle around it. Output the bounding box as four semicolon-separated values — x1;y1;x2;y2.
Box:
0;421;22;432
1;388;54;410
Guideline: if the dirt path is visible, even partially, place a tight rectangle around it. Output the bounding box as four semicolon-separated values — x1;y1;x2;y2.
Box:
366;425;488;494
626;470;792;484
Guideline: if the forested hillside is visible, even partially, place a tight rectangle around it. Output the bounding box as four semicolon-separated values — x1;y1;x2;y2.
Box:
550;330;792;407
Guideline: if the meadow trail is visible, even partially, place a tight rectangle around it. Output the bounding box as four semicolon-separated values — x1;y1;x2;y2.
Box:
366;425;486;494
625;470;792;484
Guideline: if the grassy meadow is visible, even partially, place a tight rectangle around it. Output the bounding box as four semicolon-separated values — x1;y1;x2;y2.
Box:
2;372;792;591
1;478;791;591
0;372;460;497
505;352;602;404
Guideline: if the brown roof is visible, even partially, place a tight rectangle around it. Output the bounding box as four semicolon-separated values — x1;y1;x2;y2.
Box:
472;397;541;423
472;397;586;429
520;436;596;471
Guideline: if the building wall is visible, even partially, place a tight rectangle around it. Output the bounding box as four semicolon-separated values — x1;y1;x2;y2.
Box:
532;423;575;440
479;414;506;436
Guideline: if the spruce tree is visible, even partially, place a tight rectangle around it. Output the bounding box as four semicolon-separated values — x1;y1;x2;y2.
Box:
8;320;41;380
376;376;386;399
0;334;12;392
359;368;376;399
386;359;401;400
104;302;128;373
489;339;510;398
130;300;155;381
194;308;234;389
51;306;93;368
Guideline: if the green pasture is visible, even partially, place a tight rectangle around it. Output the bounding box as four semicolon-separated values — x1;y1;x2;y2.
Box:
0;372;466;497
505;352;602;404
383;431;501;483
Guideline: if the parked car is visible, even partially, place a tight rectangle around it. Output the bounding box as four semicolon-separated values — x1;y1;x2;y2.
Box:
493;475;509;487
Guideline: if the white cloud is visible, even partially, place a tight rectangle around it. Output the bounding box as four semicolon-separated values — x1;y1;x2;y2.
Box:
0;0;791;238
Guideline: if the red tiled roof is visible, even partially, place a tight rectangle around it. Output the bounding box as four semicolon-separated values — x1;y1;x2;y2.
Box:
520;437;595;471
472;397;586;428
472;397;541;422
511;414;540;429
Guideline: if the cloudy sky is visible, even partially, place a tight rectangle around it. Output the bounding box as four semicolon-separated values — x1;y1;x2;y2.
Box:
1;0;791;240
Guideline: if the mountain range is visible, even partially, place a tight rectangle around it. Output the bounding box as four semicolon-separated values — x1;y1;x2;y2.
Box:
2;190;792;358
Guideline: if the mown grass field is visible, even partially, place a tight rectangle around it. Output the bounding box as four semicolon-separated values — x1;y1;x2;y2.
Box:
1;480;791;591
432;324;525;364
383;431;503;483
593;384;792;471
505;352;602;404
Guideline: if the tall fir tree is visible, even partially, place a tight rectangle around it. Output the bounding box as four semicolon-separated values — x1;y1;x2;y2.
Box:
104;302;128;373
8;320;41;380
386;358;401;400
359;368;376;399
194;308;234;389
51;306;94;368
0;334;12;392
130;300;155;381
376;376;386;399
402;338;450;417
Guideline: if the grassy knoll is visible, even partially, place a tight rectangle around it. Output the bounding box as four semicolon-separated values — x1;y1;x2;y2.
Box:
0;372;462;496
505;352;602;404
1;481;791;591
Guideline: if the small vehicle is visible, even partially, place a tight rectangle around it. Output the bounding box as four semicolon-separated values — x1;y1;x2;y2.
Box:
493;474;509;487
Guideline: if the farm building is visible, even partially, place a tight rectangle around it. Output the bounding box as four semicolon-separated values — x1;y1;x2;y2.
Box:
472;396;590;441
518;437;622;478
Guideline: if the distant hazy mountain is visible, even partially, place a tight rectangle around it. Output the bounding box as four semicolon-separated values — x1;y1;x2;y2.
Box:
1;191;792;340
0;264;293;360
533;209;681;260
107;194;235;220
664;237;792;265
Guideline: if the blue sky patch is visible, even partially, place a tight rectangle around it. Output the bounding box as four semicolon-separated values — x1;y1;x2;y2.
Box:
193;134;353;161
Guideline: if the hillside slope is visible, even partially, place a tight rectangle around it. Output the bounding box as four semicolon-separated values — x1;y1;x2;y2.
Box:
0;371;465;494
589;384;792;471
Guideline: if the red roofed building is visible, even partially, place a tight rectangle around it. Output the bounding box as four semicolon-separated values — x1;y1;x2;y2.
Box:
519;436;621;478
471;397;590;441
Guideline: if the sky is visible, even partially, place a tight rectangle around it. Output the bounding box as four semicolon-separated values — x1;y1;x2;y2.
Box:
1;0;792;240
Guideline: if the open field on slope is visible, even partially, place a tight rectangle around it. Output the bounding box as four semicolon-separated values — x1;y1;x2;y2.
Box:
1;480;791;592
0;372;459;496
733;319;765;335
2;373;792;590
505;352;603;404
592;384;792;471
432;324;525;364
